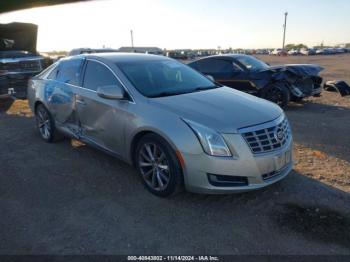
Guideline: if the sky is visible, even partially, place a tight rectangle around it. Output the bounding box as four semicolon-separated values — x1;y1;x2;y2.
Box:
0;0;349;51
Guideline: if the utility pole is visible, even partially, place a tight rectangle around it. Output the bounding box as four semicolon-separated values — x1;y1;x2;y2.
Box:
130;30;134;52
282;12;288;50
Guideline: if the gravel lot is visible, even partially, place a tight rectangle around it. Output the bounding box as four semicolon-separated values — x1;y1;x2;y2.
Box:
0;55;349;255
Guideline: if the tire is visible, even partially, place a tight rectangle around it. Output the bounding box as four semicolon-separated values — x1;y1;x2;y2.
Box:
290;95;303;102
35;104;61;143
13;91;27;100
135;133;184;197
260;83;290;108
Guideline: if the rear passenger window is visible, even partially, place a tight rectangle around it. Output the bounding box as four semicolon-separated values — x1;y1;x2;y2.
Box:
198;59;233;74
47;66;59;80
83;61;118;91
56;59;83;85
232;62;243;73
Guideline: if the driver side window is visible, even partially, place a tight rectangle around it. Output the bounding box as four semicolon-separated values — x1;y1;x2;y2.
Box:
232;62;243;73
83;61;120;91
198;59;235;74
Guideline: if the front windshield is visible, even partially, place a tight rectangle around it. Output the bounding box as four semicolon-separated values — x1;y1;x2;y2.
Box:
117;59;219;98
236;56;269;72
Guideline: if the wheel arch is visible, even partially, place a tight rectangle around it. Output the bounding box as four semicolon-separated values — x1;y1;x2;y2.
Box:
129;129;182;168
34;100;45;112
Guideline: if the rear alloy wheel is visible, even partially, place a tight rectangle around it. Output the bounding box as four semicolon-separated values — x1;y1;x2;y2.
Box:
261;83;290;108
135;134;183;197
35;104;59;142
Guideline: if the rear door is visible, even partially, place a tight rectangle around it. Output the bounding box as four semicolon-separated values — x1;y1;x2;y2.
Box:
44;58;84;133
75;59;130;156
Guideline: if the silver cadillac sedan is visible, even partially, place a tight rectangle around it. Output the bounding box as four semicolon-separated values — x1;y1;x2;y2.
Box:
28;53;293;197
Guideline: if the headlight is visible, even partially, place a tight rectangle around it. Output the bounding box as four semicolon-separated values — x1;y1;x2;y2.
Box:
183;119;232;157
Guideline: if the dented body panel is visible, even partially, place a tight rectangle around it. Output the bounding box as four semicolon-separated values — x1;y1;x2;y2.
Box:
267;64;324;97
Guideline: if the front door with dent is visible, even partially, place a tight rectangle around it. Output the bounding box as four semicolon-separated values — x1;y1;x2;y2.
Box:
75;60;129;156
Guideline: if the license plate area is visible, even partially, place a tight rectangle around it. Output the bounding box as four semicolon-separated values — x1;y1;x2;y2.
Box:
275;150;291;171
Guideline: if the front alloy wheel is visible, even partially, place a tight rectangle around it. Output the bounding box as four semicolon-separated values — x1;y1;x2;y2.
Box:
138;143;171;191
135;134;183;197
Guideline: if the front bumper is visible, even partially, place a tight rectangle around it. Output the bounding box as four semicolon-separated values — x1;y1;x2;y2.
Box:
181;130;293;194
312;87;322;96
290;76;323;98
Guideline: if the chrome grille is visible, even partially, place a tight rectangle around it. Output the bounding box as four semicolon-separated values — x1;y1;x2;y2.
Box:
242;118;290;154
19;60;42;72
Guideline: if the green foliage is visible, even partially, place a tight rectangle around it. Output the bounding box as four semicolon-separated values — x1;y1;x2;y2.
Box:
285;43;308;50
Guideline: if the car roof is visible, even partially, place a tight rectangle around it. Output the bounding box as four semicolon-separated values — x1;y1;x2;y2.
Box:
192;54;250;62
63;52;169;63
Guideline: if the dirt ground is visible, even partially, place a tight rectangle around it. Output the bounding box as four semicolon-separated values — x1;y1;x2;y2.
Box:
0;54;350;255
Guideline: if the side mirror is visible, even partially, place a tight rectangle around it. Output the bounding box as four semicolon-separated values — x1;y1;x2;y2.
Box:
97;85;125;100
206;75;215;81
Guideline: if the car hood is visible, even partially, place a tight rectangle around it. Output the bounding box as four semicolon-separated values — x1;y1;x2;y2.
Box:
151;87;282;133
268;64;324;76
0;22;38;54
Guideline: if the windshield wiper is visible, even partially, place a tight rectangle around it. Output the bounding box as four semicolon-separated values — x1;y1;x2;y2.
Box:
149;91;182;98
150;84;222;98
194;84;221;92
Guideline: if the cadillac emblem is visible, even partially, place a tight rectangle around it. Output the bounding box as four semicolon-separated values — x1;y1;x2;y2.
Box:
274;127;284;142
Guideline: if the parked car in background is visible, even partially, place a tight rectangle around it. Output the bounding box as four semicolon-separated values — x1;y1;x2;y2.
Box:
270;49;283;55
256;49;269;55
317;48;336;55
300;48;316;56
0;22;50;99
188;54;324;107
316;49;325;55
28;53;293;196
336;48;346;54
166;50;191;60
287;49;300;56
323;48;339;55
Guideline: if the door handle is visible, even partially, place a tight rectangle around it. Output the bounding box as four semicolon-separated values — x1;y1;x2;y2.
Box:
76;98;86;105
